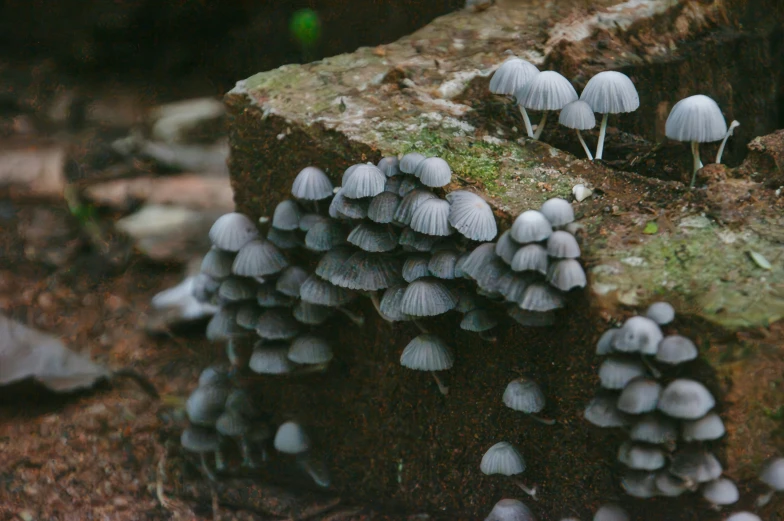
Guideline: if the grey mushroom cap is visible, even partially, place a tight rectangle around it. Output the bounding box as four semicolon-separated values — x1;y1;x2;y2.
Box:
428;250;459;279
621;469;658;498
400;277;457;317
288;335;333;365
760;457;784;490
181;426;220;453
398;176;423;196
399;227;439;252
665;94;728;143
658;379;715;419
596;328;618;355
232;239;289;277
186;384;229;426
198;365;229;387
682;412;726;441
201;247;235;279
400;152;426;174
702;478;739;505
598;357;646;390
503;378;545;414
272;200;302;231
329;187;369;220
617;377;662;414
415;157;452;187
299;213;327;232
515;70;578;111
460;309;498;332
305;220;348;252
547;259;587;291
593;504;629;521
249;344;294;374
209;212;258;252
656;335;698;364
291;166;334;201
276;266;310;297
410;198;453;236
584;393;629;428
273;421;310;454
385;176;403;194
484;498;536;521
394;189;438;226
511;210;553;244
216;410;250;437
580;71;640;114
293;300;333;325
495;230;520;265
330;251;403;291
519;283;565;312
511;244;548;274
480;441;526;476
341;164;360;185
379;283;411;322
377;156;401;177
540;198;575;227
498;271;535;305
218;276;257;302
655;470;689;497
490;57;540;96
612;316;663;355
300;274;357;306
256;284;295;308
206;306;245;341
348;222;399;252
403;254;431;283
645;301;675;325
629;413;678;444
546;231;581;259
368;191;401;224
725;513;762;521
461;243;499;279
267;228;300;250
670;449;723;483
400;334;454;371
508;307;556;327
559;100;596;130
256;308;299;340
618;441;666;471
446;190;498;241
342;163;386;199
192;273;220;302
315;246;354;280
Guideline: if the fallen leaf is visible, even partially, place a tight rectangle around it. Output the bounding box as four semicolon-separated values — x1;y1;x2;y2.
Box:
643;221;659;234
748;251;772;270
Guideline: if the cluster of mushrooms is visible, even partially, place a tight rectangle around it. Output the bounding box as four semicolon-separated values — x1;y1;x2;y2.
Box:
490;57;740;186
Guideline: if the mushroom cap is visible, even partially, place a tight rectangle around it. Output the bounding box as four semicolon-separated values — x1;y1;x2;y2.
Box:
665;94;728;143
379;283;411;322
702;478;739;505
461;243;499;278
629;413;678;444
414;157;452;187
495;230;520;265
377;156;401;177
547;259;587;292
216;410;250;437
299;213;327;232
249;344;294;374
669;449;723;483
399;227;439;252
186;384;229;425
400;334;454;371
497;271;535;305
584;393;629;428
368;191;401;224
511;244;548;274
273;421;310;454
315;246;354;280
515;71;578;111
617;441;666;470
612;316;663;355
394;189;438;226
580;71;640;114
181;426;219;453
401;277;457;316
760;457;784;490
201;247;235;279
546;231;581;259
291;166;333;201
198;365;229;387
593;504;629;521
621;469;658;498
300;274;357;306
276;266;310;297
507;307;555;327
519;282;565;312
341;163;360;185
682;412;726;441
558;100;596;130
655;335;698;364
256;284;295;308
617;377;662;414
398;176;423;196
233;239;289;277
206;306;245;341
255;308;299;340
329;188;369;220
428;250;459;279
596;328;618;355
511;210;553;244
490;57;540;96
725;513;762;521
272;200;302;231
540;198;575;227
342;163;386;199
480;441;526;476
503;378;545;414
645;301;675;325
288;335;333;365
402;254;431;283
385;176;403;194
446;190;498;241
218;276;257;303
330;251;403;291
598;357;646;390
484;498;536;521
460;308;498;332
399;152;426;174
293;300;333;325
305;220;348;252
192;273;220;302
209;212;258;252
654;470;689;497
347;222;399;252
267;228;300;250
658;379;715;419
410;198;453;236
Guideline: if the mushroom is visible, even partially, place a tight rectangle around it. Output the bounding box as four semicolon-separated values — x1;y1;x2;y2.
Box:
208;212;258;252
403;254;431;283
519;282;565;312
716;120;740;164
511;244;548;275
579;71;639;160
546;231;580;259
304;220;348;252
256;283;295;308
272;200;302;231
292;301;332;326
398;176;423;196
617;377;661;414
669;449;723;485
218;277;257;304
368;191;401;224
460;309;498;342
205;306;246;342
490;56;540;138
330;251;402;291
378;283;411;322
186;384;229;426
593;504;629;521
546;259;586;292
484;498;536;521
215;411;253;467
377;156;400;177
291;166;334;209
287;335;333;366
507;307;555;327
328;188;369;220
248;343;294;374
462;243;500;278
584;393;629;428
503;377;554;425
598;357;646;390
428;250;459;280
399;334;454;395
595;328;618;356
655;335;698;365
757;457;784;506
394;189;438;226
399;152;426;175
267;227;301;250
410;198;453;236
347;222;399;252
725;513;761;521
620;469;658;498
298;213;327;232
181;426;221;481
300;274;357;307
515;71;578;140
201;247;235;280
658;379;715;419
539;198;575;228
629;413;677;446
255;308;299;340
446;190;498;241
399;227;439;252
341;163;386;199
480;441;536;497
612;316;663;356
232;239;289;278
665;94;728;188
681;412;725;442
645;301;675;325
510;211;552;244
414;157;452;188
617;441;665;471
654;470;690;497
273;421;328;487
558;100;596;160
702;478;740;509
400;277;457;318
275;266;309;298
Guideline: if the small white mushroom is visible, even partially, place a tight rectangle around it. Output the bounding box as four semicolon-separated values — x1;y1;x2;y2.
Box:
559;100;596;160
579;71;639;160
515;71;578;140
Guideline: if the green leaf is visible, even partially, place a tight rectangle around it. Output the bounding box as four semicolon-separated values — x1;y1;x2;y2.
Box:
643;221;658;235
749;251;772;270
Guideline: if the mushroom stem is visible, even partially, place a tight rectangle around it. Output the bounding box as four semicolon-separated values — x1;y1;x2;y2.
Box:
595;113;609;159
690;140;702;188
413;318;429;334
533;112;548;140
716;120;740;164
313;200;320;214
519;106;534;138
430;371;449;395
199;452;218;481
337;306;365;326
756;490;774;507
640;354;662;379
478;330;497;343
514;479;537;499
531;414;556;426
297;455;331;488
239;437;256;468
214;448;226;472
576;130;594;161
369;292;395;323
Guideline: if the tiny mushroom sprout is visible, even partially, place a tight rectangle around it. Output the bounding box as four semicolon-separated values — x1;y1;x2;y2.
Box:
725;513;761;521
658;379;716;419
400;334;454;395
273;421;327;487
489;56;540;138
716;119;741;164
702;478;740;508
665;94;728;188
558;100;596;160
480;441;536;497
593;504;629;521
503;377;555;425
484;498;536;521
291;166;334;210
579;71;639;160
515;70;578;140
757;456;784;506
414;156;452;188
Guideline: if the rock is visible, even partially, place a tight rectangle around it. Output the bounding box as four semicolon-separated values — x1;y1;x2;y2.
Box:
138;140;229;174
0;141;66;198
737;129;784;187
149;97;226;144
